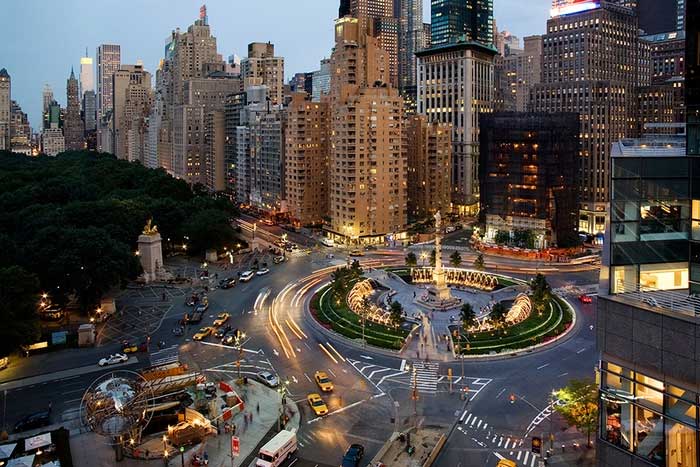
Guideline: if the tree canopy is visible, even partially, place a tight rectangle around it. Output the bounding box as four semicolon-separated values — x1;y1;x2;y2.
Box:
0;150;241;349
553;378;598;446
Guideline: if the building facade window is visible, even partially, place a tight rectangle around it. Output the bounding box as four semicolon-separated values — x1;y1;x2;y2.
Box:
600;362;700;467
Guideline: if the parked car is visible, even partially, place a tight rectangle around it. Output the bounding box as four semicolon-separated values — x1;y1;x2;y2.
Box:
340;444;365;467
98;353;128;367
256;268;270;276
194;302;209;314
257;371;279;388
172;326;185;336
273;256;285;264
307;393;328;416
193;327;214;341
578;294;593;304
240;271;255;282
13;410;51;433
219;277;236;289
213;312;230;327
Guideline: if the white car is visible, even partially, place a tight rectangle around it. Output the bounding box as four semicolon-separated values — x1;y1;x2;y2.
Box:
256;268;270;276
240;271;255;282
257;371;279;388
98;353;128;367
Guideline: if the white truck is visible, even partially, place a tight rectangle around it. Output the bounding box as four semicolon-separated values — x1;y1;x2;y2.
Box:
320;237;334;247
255;429;297;467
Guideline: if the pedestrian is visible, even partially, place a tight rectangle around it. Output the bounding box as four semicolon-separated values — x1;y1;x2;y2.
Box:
162;292;166;301
256;402;260;414
250;412;254;423
413;291;416;298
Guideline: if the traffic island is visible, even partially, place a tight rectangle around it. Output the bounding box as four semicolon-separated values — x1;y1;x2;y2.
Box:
369;426;447;467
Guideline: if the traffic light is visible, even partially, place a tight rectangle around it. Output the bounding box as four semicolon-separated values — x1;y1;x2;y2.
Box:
532;436;542;454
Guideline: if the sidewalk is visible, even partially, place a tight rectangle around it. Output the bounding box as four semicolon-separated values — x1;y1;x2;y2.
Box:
71;379;300;467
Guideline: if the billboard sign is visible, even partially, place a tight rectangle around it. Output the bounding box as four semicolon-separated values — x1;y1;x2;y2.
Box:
551;0;601;17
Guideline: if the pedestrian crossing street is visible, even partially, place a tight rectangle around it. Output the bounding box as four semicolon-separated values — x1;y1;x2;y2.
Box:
410;360;439;393
348;359;491;397
457;412;543;467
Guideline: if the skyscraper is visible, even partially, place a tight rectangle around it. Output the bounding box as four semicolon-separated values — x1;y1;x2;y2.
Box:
63;68;84;150
0;68;10;151
417;41;496;213
406;116;452;219
285;92;330;226
80;51;94;96
96;44;120;119
157;7;224;180
398;0;424;90
339;0;400;87
430;0;494;47
531;1;647;234
479;112;580;248
42;84;53;117
328;17;407;243
311;58;331;102
240;43;285;107
112;63;153;162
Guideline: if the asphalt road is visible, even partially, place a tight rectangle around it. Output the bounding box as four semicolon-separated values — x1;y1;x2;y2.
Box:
0;235;599;467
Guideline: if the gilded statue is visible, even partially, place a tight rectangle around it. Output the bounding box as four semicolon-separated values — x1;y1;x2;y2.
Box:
143;218;159;236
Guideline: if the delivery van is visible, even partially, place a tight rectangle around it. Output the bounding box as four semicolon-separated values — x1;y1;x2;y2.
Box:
256;429;297;467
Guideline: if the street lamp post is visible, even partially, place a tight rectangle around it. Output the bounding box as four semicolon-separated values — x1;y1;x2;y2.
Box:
277;380;290;431
235;332;247;381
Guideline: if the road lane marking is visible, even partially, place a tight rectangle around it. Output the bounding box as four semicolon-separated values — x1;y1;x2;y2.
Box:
304;372;312;383
318;343;338;364
399;359;406;371
577;347;587;354
327;368;337;377
558;372;569;377
536;363;550;370
325;342;346;362
360;355;373;360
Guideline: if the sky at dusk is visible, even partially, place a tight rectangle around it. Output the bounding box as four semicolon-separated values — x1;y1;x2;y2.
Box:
1;0;551;130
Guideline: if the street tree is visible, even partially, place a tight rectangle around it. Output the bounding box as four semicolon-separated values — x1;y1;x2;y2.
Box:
460;303;477;332
553;379;599;446
389;301;404;328
450;251;462;267
0;266;41;356
473;253;485;271
405;251;417;267
530;273;552;314
490;302;508;328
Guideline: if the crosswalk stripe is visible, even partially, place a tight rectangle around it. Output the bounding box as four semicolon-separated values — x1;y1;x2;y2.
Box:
470;417;477;427
464;413;472;425
524;451;530;464
504;438;511;449
498;437;503;447
517;451;522;460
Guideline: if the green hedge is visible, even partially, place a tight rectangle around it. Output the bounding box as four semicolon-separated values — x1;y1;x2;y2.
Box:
456;296;573;355
311;284;409;350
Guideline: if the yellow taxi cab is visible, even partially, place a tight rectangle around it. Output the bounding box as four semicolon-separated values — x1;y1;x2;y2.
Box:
213;312;230;327
497;459;517;467
314;371;334;392
307;393;328;416
193;327;214;341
